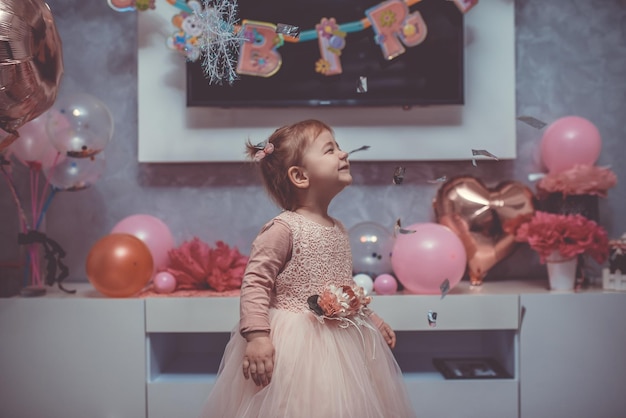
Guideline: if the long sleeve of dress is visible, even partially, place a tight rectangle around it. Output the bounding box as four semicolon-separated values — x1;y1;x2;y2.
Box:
239;219;292;336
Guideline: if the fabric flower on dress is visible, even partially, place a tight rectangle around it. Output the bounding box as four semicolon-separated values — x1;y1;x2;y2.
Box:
308;284;372;323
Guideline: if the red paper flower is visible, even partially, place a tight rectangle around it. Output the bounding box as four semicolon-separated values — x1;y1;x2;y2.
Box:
162;238;248;292
206;241;249;292
515;211;609;264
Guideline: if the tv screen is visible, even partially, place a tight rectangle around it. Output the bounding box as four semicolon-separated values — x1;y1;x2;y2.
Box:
186;0;464;108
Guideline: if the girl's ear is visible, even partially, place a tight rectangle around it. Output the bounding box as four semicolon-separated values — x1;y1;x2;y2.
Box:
288;165;309;189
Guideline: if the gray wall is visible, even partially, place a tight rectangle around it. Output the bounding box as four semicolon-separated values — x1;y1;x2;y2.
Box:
1;0;625;293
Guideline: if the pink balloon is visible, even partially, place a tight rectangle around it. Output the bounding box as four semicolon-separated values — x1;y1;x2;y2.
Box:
153;271;177;294
9;112;64;169
540;116;602;174
373;274;398;295
111;214;175;272
391;223;467;295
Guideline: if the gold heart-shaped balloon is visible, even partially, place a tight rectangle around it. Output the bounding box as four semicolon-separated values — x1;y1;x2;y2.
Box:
433;176;536;285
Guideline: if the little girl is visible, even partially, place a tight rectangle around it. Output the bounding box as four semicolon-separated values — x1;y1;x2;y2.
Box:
199;119;416;418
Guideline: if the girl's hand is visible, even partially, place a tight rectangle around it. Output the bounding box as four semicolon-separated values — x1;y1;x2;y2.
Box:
377;321;396;349
242;331;275;387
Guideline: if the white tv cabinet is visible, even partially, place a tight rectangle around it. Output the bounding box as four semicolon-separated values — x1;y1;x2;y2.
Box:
1;281;624;418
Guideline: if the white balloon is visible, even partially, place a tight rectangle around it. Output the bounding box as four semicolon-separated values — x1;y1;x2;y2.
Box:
352;273;374;295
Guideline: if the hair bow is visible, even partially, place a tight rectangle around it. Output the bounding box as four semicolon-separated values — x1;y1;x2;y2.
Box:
254;142;275;161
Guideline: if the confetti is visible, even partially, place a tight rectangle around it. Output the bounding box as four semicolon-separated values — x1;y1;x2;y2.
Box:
471;149;499;166
357;76;368;93
394;218;416;236
440;278;450;299
427;310;437;327
348;145;370;155
276;23;300;38
393;166;406;185
471;149;499;160
517;116;547;129
427;175;447;184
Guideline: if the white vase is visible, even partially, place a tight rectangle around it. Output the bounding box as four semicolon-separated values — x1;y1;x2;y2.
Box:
545;252;578;291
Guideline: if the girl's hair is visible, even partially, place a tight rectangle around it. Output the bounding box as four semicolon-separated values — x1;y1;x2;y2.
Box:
246;119;333;211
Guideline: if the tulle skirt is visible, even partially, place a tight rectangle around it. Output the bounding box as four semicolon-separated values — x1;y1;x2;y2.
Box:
199;309;417;418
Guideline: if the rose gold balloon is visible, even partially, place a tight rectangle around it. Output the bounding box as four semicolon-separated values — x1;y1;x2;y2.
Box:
0;0;64;152
433;176;535;285
86;233;154;297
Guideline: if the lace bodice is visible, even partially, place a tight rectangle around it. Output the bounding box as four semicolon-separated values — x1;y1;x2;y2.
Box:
272;211;353;313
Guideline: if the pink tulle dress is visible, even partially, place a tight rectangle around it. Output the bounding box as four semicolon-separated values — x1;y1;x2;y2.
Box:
199;211;416;418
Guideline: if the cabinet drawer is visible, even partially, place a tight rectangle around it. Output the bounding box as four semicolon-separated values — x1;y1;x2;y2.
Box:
370;294;519;330
145;297;239;332
145;293;520;332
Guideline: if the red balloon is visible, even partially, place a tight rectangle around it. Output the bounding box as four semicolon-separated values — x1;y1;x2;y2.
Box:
86;233;154;297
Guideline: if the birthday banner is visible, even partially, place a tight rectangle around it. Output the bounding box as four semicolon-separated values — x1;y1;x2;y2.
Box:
110;0;478;84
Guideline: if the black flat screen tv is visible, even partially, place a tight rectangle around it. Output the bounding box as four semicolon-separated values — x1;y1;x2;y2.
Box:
186;0;464;108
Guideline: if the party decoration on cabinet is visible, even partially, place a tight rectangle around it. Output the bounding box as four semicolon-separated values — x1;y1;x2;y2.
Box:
42;153;106;191
163;238;249;291
391;222;467;294
111;214;176;274
86;233;154;297
9;113;65;171
602;234;626;291
515;211;609;291
17;230;73;294
46;93;115;158
3;91;113;295
536;164;617;199
433;176;536;286
153;271;178;293
0;0;64;153
348;222;394;277
352;273;375;295
534;164;617;224
373;273;398;295
540;116;602;174
513;211;609;264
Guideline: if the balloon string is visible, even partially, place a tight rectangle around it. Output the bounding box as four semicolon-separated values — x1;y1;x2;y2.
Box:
36;187;57;230
0;161;30;231
36;152;60;225
30;170;38;285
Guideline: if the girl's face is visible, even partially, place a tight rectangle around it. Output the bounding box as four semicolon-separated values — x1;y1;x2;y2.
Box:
300;129;352;192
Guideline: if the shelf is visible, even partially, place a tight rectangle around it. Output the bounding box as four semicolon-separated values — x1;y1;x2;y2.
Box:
147;330;517;381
